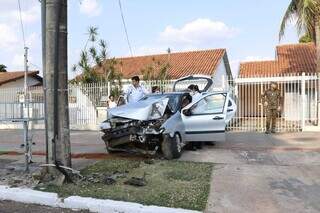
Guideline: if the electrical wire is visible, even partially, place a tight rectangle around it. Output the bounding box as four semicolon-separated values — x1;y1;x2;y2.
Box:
118;0;134;56
17;0;26;47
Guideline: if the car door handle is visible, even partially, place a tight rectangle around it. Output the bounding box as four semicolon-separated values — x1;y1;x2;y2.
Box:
213;116;224;120
227;109;233;112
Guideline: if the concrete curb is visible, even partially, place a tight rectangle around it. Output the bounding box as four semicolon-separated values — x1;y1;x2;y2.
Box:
0;185;202;213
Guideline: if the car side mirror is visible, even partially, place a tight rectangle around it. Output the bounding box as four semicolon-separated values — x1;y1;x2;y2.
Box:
183;109;192;116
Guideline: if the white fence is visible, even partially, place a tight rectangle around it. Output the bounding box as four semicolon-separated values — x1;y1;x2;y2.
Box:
0;73;318;132
227;73;319;132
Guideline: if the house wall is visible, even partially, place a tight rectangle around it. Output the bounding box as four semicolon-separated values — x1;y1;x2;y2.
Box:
212;59;228;90
0;77;41;88
238;83;316;122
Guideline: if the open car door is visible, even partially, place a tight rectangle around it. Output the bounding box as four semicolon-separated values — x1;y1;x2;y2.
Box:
173;75;213;92
181;92;229;142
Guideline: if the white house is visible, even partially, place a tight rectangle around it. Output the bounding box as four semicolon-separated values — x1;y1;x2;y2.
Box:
0;71;42;89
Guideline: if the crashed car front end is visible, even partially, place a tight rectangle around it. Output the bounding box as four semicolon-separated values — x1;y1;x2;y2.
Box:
100;97;170;154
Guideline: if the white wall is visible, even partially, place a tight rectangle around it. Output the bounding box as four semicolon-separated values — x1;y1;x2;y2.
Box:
0;77;41;88
212;59;228;90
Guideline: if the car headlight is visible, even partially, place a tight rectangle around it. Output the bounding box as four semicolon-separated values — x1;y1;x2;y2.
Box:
100;121;111;130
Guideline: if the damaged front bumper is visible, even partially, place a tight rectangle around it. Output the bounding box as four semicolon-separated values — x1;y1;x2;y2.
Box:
100;118;165;154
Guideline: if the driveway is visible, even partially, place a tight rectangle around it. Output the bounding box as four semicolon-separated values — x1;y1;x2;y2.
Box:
180;132;320;213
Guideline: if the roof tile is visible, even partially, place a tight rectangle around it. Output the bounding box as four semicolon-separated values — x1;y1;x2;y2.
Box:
239;43;316;77
95;49;226;79
0;71;39;85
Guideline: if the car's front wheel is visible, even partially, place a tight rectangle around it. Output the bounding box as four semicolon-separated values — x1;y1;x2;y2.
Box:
161;133;183;160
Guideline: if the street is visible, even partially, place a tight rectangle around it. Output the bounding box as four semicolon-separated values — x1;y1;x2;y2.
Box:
0;130;320;212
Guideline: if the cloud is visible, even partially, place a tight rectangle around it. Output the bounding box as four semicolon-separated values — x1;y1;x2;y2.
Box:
0;3;40;24
0;0;41;71
79;0;102;17
135;18;238;56
0;23;19;47
159;18;238;46
11;54;25;69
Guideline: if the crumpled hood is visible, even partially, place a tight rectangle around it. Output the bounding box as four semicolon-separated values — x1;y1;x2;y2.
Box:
108;97;169;121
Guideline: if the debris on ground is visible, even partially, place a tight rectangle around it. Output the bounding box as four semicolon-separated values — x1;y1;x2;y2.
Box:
103;171;128;185
143;159;155;164
124;172;147;187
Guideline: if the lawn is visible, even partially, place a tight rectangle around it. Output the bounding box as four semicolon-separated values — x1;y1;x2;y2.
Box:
40;159;213;211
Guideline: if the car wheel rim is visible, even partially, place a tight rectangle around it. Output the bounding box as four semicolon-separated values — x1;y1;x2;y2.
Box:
175;134;182;153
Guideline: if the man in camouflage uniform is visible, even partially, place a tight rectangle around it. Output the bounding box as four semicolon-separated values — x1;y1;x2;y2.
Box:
262;82;282;134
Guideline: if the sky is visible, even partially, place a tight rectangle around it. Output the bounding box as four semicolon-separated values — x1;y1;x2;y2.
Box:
0;0;300;79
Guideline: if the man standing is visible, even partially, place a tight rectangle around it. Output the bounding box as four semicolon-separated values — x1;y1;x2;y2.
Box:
125;76;149;103
262;82;282;134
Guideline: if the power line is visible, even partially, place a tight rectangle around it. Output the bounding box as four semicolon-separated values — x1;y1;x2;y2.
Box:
17;0;26;47
118;0;133;56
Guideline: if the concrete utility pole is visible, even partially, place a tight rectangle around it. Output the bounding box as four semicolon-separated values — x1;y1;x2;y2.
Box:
43;0;71;168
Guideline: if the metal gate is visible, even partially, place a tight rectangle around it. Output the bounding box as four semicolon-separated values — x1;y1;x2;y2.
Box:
226;73;319;132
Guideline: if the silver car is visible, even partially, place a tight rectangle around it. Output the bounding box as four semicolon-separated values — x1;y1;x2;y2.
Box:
100;75;236;159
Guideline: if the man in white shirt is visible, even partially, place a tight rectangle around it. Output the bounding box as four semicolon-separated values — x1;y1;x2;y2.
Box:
125;76;149;103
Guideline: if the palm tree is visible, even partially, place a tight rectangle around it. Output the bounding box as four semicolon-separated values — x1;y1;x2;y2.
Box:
279;0;320;70
279;0;320;124
0;64;7;72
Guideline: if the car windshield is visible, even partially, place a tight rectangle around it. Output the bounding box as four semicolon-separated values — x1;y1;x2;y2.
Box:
174;78;212;92
140;94;181;112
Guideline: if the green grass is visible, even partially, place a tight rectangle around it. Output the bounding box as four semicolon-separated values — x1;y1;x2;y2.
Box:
39;159;213;211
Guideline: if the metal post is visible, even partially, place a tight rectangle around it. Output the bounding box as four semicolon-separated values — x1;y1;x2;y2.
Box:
23;47;30;172
301;73;306;131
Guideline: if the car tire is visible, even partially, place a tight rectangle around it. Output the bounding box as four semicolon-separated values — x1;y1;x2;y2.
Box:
161;133;182;160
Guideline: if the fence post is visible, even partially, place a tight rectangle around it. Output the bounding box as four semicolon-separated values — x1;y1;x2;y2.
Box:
301;72;306;131
318;73;320;127
107;81;111;97
260;83;264;132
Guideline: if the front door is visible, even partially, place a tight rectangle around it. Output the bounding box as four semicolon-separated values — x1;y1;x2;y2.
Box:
182;93;228;142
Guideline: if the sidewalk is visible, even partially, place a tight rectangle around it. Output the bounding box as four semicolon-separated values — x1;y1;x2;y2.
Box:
180;132;320;213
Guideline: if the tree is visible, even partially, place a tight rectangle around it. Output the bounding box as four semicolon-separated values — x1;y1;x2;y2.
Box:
279;0;320;64
299;34;313;43
279;0;320;124
140;57;170;81
72;27;123;104
0;64;7;72
72;26;122;84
